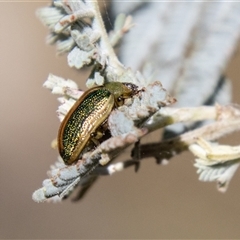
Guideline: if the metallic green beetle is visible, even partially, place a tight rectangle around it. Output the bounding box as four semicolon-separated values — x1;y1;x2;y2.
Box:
58;82;139;165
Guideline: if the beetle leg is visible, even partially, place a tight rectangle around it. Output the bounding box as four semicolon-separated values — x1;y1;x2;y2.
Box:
91;129;103;139
90;129;104;146
90;135;100;146
101;119;109;132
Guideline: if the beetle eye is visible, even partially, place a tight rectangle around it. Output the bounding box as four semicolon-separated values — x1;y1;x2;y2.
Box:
116;97;124;106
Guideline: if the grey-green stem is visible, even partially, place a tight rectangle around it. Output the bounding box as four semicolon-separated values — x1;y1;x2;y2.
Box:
87;1;125;75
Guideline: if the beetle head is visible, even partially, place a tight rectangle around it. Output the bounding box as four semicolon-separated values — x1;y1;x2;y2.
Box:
105;82;141;107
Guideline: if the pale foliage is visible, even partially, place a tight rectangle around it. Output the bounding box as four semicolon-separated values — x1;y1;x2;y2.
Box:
33;1;240;203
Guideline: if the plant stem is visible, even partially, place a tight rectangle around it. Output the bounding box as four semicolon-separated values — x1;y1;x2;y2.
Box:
87;1;125;74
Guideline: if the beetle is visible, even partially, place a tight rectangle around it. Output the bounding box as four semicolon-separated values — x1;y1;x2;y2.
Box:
58;82;139;165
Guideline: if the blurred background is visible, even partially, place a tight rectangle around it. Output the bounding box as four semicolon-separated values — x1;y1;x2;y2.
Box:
1;2;240;239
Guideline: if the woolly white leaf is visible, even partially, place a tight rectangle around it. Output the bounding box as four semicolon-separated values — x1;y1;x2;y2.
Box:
68;47;95;69
86;72;104;87
55;37;75;54
108;110;136;137
43;74;79;94
57;98;76;122
194;159;240;192
36;6;64;30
